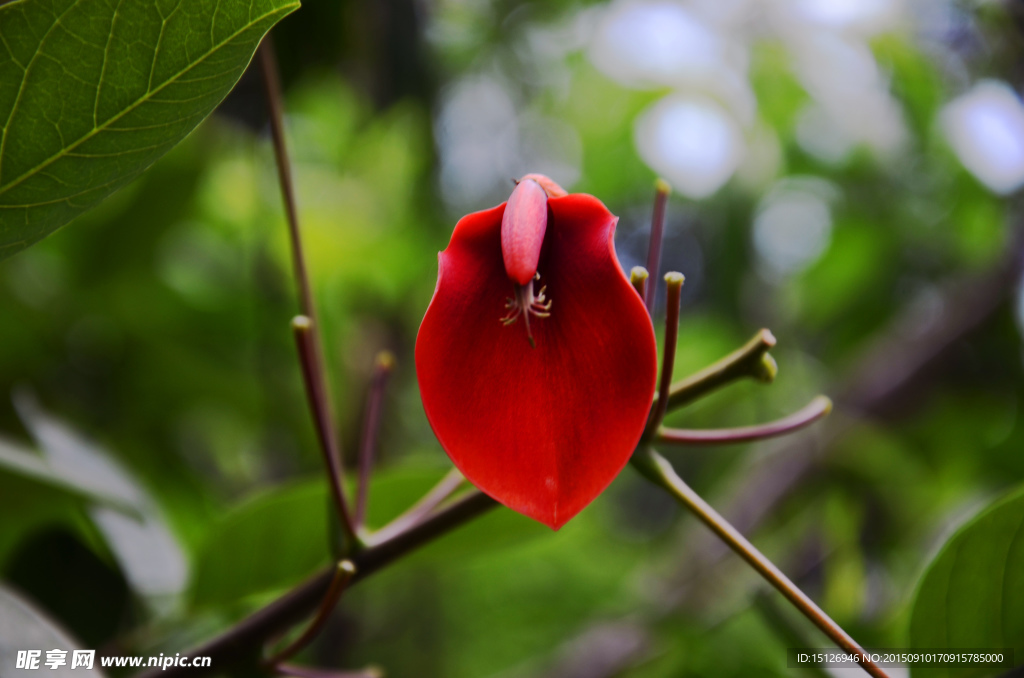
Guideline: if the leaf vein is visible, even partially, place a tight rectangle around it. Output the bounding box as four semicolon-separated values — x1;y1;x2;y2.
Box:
0;0;85;184
94;0;123;128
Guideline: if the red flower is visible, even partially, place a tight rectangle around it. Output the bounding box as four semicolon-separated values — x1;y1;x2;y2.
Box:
415;174;658;529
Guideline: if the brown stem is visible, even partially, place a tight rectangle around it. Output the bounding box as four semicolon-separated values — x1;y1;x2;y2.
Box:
355;352;395;528
657;396;832;445
293;318;357;547
265;561;356;667
648;272;684;432
631;447;888;678
260;38;355;543
134;490;497;678
258;38;314;321
643;179;671;315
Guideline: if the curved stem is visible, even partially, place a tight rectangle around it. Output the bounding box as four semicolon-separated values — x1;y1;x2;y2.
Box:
656;329;777;413
264;561;356;667
630;447;888;678
657;396;832;445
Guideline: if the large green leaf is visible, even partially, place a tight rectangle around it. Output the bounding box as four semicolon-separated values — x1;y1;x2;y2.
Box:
909;485;1024;678
0;0;299;260
189;466;547;607
189;478;332;607
187;467;453;608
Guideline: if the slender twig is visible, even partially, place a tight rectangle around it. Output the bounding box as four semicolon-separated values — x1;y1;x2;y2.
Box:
630;266;649;303
647;272;684;432
260;38;356;544
752;593;832;678
630;447;888;678
643;179;671;315
364;467;466;545
355;352;396;528
135;491;498;678
293;318;357;547
265;561;356;667
657;396;832;446
655;329;777;413
258;39;314;320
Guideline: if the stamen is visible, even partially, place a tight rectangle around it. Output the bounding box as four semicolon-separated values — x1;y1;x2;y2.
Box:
499;273;553;347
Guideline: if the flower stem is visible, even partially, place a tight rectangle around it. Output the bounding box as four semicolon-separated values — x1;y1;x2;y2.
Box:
648;272;684;432
631;447;889;678
355;352;396;528
264;560;356;667
643;179;671;316
657;329;777;413
657;396;832;445
259;38;357;546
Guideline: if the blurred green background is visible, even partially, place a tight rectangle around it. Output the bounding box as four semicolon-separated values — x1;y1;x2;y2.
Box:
3;0;1024;676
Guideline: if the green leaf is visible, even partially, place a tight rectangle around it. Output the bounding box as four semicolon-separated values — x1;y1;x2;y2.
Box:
189;478;332;608
189;465;548;607
909;486;1024;678
0;0;299;260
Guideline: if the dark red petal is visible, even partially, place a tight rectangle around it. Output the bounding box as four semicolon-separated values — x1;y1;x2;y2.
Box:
415;194;658;529
501;178;549;286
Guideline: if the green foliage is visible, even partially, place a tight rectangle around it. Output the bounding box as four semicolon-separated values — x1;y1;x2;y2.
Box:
190;479;331;608
909;485;1024;677
0;0;298;260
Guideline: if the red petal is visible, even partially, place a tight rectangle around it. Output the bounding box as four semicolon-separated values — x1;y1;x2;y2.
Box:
415;194;658;529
